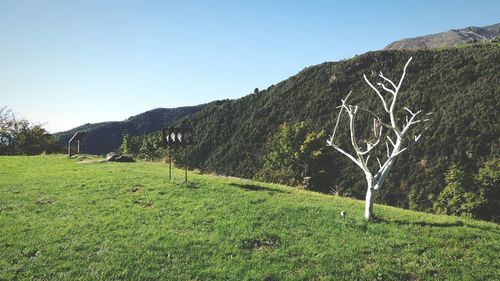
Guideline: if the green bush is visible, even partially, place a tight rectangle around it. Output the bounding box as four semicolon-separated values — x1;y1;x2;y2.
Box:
474;159;500;222
255;122;336;190
0;107;59;155
433;160;499;221
433;165;478;217
255;122;307;185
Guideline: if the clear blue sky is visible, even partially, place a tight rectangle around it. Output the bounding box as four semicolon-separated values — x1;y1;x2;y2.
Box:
0;0;498;132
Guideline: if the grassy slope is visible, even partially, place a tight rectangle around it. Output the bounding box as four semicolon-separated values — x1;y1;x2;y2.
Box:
0;156;499;280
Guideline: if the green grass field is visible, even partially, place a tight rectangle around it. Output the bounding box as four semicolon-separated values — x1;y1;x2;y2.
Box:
1;155;499;280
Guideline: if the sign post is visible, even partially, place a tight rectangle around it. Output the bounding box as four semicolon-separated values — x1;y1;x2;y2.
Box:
169;147;172;180
162;127;193;182
68;131;88;157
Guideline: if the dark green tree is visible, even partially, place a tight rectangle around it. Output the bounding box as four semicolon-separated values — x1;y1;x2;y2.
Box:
256;122;307;185
474;159;500;222
120;131;132;155
0;107;59;155
255;122;335;189
14;125;58;155
139;135;163;160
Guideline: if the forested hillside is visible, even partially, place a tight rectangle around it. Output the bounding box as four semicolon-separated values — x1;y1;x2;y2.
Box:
172;44;499;212
54;104;207;155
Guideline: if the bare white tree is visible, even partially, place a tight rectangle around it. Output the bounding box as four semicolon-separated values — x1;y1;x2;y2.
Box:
327;57;430;221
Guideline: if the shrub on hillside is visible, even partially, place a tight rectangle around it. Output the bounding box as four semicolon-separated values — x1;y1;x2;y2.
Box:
434;160;499;221
474;159;500;222
0;107;59;155
255;122;337;190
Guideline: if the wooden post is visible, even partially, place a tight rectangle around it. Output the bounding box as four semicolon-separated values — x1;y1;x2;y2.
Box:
169;148;172;181
68;131;87;157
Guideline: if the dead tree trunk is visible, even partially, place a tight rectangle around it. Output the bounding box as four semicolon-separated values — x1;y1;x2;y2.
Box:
327;57;430;221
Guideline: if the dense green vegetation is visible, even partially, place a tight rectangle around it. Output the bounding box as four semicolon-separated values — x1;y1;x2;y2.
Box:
433;159;500;221
54;104;207;155
255;122;334;190
1;155;499;280
0;107;59;155
171;44;499;214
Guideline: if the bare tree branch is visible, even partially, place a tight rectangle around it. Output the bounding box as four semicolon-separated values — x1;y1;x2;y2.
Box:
385;141;390;157
378;82;396;95
364;74;389;112
397;56;413;90
329;90;353;144
386;135;396;148
327;143;364;170
379;72;397;90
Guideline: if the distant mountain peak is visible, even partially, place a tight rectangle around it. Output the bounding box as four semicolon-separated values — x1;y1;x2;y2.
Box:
384;23;500;50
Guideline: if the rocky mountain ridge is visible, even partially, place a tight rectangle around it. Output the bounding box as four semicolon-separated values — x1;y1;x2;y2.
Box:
384;23;500;50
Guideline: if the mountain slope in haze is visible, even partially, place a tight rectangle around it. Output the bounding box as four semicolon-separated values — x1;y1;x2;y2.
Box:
384;23;500;50
54;104;207;155
172;43;499;211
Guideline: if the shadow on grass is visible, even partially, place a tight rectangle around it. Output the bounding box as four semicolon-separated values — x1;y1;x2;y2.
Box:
229;183;288;194
376;216;499;233
379;217;464;227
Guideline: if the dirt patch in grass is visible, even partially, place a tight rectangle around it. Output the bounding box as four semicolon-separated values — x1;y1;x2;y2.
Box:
250;198;267;204
176;181;201;189
35;198;53;205
72;154;105;164
133;199;153;208
241;234;281;250
129;186;144;193
76;159;104;164
24;249;41;259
